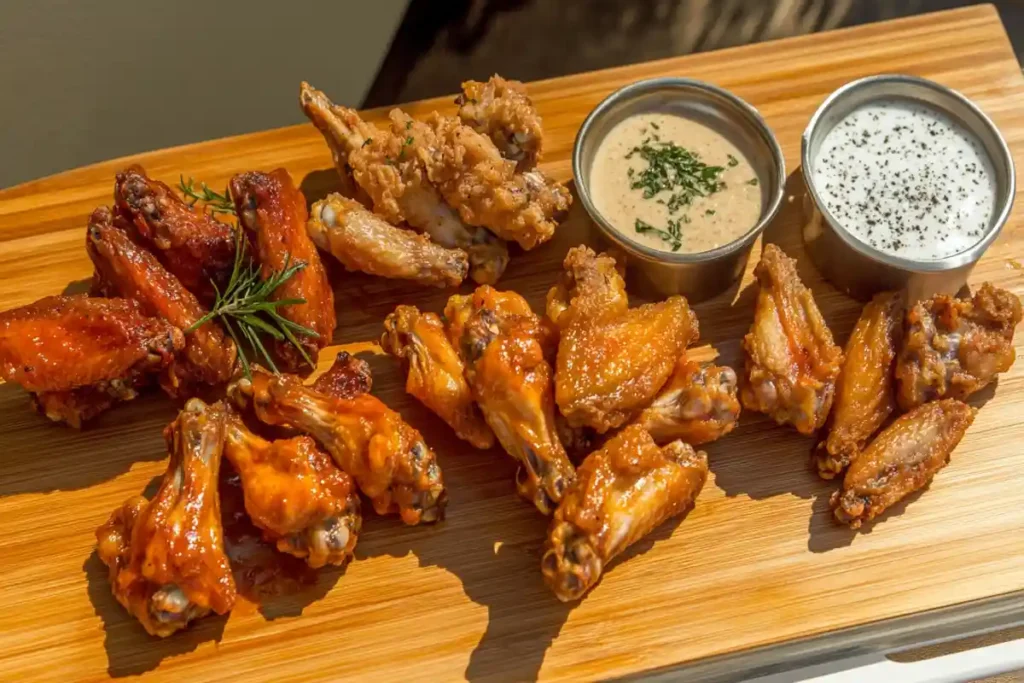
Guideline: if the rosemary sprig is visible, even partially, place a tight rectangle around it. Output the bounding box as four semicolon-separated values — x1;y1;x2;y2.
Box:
178;175;237;215
187;231;318;377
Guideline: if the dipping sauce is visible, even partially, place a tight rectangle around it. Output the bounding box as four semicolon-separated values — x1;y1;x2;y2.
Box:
813;98;996;260
590;112;763;254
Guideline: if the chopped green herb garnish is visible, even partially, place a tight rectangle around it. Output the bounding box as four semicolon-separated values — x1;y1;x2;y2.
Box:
362;137;373;147
625;138;726;214
406;120;413;130
650;121;661;130
747;177;759;186
727;154;739;167
635;217;684;252
705;209;716;216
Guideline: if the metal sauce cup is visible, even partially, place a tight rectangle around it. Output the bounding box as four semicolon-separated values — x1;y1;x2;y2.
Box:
573;78;786;302
801;74;1015;302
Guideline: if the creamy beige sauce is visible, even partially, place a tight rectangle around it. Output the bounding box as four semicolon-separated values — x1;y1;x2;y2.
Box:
590;112;763;254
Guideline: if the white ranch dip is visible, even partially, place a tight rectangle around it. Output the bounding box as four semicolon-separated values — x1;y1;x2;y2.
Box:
812;99;996;260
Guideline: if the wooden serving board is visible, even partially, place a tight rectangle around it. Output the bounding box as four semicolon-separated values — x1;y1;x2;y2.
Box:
2;6;1023;681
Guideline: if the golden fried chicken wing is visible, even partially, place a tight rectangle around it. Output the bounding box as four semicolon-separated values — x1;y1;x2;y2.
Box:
308;193;468;287
95;400;236;636
230;169;336;372
219;404;361;568
457;75;543;171
896;283;1021;410
229;364;445;524
541;424;708;602
740;244;843;435
113;165;237;302
298;82;373;204
831;398;975;529
87;207;237;396
299;83;509;284
0;294;183;426
382;305;494;449
549;247;699;433
634;355;740;446
458;287;575;514
815;292;903;479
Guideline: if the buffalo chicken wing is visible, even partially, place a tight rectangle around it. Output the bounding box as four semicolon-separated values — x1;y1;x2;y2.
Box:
634;355;740;446
541;424;708;601
457;75;544;171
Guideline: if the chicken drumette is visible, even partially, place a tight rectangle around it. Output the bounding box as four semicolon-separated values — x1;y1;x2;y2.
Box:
95;400;237;636
634;355;740;446
896;283;1021;410
541;424;709;602
457;75;544;172
230;169;336;372
549;247;699;433
831;398;975;529
113;165;237;302
382;305;495;449
87;207;237;396
0;294;183;426
741;244;843;435
456;287;575;514
308;193;469;288
815;292;903;479
220;404;361;568
229;361;446;524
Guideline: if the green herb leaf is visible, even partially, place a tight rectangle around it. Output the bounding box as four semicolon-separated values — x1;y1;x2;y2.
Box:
747;177;759;186
178;176;236;215
727;154;739;167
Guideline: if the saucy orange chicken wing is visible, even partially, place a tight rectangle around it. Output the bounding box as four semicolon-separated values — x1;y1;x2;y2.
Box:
457;75;544;172
312;351;373;399
634;355;740;446
382;305;495;449
87;207;237;396
95;400;236;636
541;424;708;602
229;365;445;525
896;283;1022;410
815;292;903;479
741;244;843;435
113;165;237;301
831;398;975;528
230;169;336;372
220;404;361;568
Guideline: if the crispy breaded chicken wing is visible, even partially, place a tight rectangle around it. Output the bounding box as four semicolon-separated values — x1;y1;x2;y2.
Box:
458;287;574;514
229;364;445;525
634;355;740;446
299;83;509;284
87;207;237;396
0;294;183;426
95;400;236;636
815;292;903;479
298;82;373;204
831;399;975;528
741;244;843;435
113;165;237;301
896;283;1021;410
541;424;708;602
457;75;543;172
220;403;361;568
308;193;469;287
382;305;495;449
549;247;699;433
231;169;336;372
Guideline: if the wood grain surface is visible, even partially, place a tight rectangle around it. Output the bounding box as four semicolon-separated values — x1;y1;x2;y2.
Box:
1;6;1023;681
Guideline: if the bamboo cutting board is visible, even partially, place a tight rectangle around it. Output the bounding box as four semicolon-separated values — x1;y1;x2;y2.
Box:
1;6;1023;681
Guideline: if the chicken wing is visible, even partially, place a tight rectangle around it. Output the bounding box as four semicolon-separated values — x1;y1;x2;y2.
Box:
382;305;494;449
896;283;1021;410
634;356;740;446
831;398;975;528
740;244;843;435
541;424;708;602
308;193;469;287
549;247;699;433
95;399;236;636
457;75;543;172
458;287;575;514
230;169;336;372
229;365;445;524
312;351;373;399
113;165;237;302
220;404;361;568
815;292;903;479
399;109;571;250
87;207;237;396
298;82;373;204
299;83;509;284
0;294;183;426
